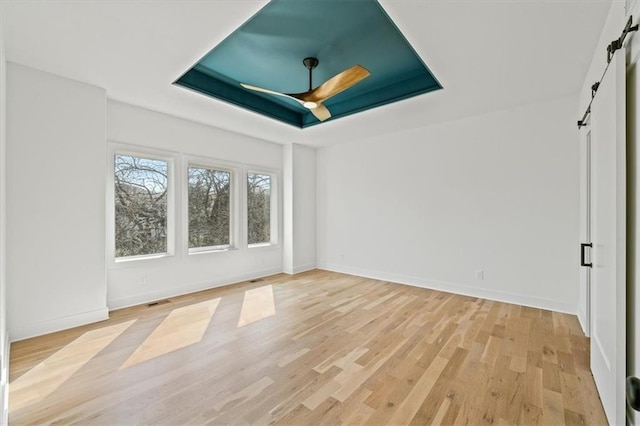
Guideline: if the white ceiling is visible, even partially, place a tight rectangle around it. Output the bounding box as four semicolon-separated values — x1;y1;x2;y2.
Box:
2;0;611;147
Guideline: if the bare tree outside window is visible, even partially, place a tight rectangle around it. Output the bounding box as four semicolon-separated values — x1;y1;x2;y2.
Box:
188;166;231;249
114;155;168;258
247;173;271;245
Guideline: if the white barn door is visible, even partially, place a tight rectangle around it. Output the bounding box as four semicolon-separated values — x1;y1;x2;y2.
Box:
590;50;626;425
579;129;592;337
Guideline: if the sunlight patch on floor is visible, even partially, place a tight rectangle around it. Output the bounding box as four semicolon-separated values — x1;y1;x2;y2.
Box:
121;298;220;369
238;285;276;328
9;319;136;413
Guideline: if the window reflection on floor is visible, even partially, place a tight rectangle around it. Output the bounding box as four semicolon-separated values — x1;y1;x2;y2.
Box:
237;285;276;328
121;298;220;369
11;284;278;416
10;319;136;412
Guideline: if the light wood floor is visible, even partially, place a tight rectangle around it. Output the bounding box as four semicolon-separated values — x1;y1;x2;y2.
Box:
9;270;607;425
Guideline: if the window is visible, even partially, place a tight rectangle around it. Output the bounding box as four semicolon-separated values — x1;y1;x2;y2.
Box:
110;144;279;260
247;172;272;245
114;154;169;258
188;165;231;250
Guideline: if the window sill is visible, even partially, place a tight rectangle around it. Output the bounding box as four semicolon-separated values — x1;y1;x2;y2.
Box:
188;246;238;256
248;242;278;249
114;252;173;264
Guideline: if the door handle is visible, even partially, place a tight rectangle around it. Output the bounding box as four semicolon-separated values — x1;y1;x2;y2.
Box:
628;376;640;412
581;243;592;267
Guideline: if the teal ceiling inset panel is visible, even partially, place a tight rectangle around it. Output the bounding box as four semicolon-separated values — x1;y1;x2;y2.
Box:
175;0;442;129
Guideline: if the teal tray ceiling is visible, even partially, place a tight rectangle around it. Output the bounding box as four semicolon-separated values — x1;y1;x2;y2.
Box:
175;0;442;129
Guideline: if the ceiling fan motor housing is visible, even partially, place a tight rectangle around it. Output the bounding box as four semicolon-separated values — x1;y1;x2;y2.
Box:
303;57;319;70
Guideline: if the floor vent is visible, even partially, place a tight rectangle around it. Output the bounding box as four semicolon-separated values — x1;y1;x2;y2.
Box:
250;278;263;283
147;299;170;307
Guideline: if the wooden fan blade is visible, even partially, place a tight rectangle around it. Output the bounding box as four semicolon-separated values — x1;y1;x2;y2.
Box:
241;83;304;105
309;103;331;122
302;65;370;103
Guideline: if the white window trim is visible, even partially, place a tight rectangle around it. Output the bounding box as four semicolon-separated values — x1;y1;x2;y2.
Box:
246;167;280;248
107;142;178;265
183;156;240;255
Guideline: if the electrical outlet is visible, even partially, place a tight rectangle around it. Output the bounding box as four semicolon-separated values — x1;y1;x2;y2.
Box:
139;275;147;285
475;270;484;280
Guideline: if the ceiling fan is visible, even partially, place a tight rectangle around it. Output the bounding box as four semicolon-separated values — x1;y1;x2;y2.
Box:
240;57;370;122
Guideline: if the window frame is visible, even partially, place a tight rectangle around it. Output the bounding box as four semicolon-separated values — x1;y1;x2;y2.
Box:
107;143;177;264
246;168;279;248
184;156;240;255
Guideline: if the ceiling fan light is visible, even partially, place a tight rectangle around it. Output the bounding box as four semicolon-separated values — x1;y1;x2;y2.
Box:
303;101;318;109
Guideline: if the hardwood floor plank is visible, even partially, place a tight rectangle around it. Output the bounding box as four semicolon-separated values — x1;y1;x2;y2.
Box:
386;356;448;425
575;369;609;426
542;388;566;425
8;270;606;425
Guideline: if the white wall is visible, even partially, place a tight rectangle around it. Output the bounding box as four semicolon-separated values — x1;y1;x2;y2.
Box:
106;101;284;309
6;63;108;341
3;66;292;338
317;94;579;313
292;144;316;272
283;144;293;273
283;143;316;274
0;4;9;422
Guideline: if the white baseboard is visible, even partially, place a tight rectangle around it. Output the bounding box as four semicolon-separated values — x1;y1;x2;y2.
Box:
577;305;590;337
108;266;283;311
283;263;316;275
319;263;576;315
10;307;109;342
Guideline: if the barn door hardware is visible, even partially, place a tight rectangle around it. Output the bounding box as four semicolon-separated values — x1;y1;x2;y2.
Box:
577;15;637;128
607;15;638;63
580;243;592;268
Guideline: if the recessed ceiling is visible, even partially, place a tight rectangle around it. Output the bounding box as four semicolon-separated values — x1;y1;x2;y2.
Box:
1;0;612;146
175;0;441;128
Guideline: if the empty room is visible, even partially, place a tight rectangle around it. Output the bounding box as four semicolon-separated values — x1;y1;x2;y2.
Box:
0;0;639;424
